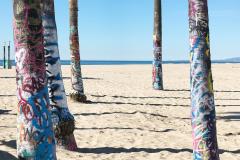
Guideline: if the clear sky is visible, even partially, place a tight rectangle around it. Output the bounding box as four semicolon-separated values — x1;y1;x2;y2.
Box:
1;0;240;61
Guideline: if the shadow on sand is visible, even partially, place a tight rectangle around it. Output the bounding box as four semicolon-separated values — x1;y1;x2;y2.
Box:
74;110;240;123
85;100;189;107
0;109;11;114
62;77;102;80
91;94;240;101
0;95;15;97
91;94;191;99
73;111;189;121
75;127;174;133
0;140;16;149
75;147;240;155
85;99;240;107
0;150;17;160
218;112;240;121
1;91;240;101
74;111;168;118
76;147;192;154
0;76;102;80
153;89;240;93
0;140;239;155
0;140;17;159
0;109;16;115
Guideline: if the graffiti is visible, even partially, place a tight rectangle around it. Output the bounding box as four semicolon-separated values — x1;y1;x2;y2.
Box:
17;88;56;159
152;0;163;90
13;0;56;159
189;0;219;159
69;0;86;102
41;0;77;150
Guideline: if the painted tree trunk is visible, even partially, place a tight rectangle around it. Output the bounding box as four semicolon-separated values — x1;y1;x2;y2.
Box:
13;0;56;159
69;0;87;102
189;0;219;159
152;0;163;90
41;0;77;151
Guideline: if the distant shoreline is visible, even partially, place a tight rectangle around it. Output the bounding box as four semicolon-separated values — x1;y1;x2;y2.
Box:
1;60;240;66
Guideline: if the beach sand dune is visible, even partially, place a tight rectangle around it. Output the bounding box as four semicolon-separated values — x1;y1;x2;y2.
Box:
0;64;239;160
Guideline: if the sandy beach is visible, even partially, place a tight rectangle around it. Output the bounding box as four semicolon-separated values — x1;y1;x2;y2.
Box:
0;64;239;160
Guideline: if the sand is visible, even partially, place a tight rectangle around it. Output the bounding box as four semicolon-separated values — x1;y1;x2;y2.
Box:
0;64;239;160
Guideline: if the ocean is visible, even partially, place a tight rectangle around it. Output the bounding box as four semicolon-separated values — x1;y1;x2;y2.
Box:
0;60;239;66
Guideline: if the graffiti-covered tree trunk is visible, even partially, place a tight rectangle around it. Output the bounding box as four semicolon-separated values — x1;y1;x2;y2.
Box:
69;0;87;102
13;0;56;159
189;0;219;159
41;0;77;151
152;0;163;90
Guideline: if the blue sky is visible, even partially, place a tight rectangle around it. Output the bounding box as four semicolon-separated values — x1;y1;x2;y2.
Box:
1;0;240;60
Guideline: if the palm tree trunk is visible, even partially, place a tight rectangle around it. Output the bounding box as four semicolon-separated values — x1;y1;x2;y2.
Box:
13;0;56;159
69;0;87;102
189;0;219;159
153;0;163;90
41;0;77;151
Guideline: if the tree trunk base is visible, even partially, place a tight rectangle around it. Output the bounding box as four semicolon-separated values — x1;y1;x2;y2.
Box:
56;133;78;151
55;120;78;151
18;156;31;160
153;84;163;90
69;91;87;102
153;87;163;90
